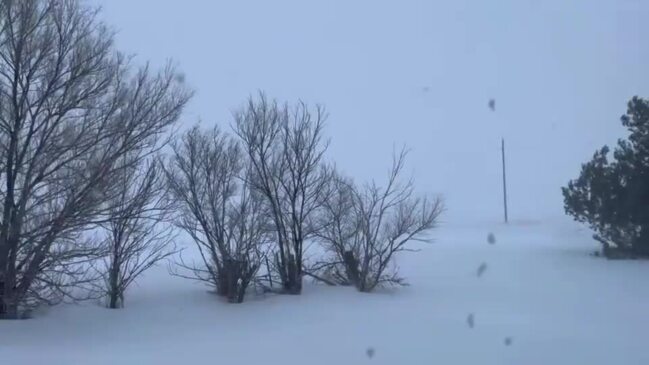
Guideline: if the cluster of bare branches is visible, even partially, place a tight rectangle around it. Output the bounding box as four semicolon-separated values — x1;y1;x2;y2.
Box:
313;149;444;292
165;126;269;303
0;0;444;316
169;96;442;299
164;94;331;301
96;159;177;309
0;0;190;318
233;93;330;294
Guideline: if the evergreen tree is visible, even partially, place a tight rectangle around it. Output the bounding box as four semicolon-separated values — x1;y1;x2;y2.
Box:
563;97;649;256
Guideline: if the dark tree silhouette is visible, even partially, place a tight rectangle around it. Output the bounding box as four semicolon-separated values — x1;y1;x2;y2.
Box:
165;126;268;303
0;0;190;318
314;149;444;292
563;96;649;257
233;93;329;294
99;160;176;309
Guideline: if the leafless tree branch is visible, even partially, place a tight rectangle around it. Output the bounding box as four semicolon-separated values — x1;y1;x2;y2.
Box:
0;0;191;318
96;158;177;309
314;149;444;292
232;92;329;294
165;125;268;303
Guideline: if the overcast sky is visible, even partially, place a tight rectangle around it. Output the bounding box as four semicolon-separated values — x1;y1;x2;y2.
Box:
92;0;649;223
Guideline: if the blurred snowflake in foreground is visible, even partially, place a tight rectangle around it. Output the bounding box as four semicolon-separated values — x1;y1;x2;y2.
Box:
488;98;496;111
466;313;475;328
476;262;488;277
366;347;375;359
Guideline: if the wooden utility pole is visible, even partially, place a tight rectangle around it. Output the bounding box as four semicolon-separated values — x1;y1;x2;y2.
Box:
501;138;509;223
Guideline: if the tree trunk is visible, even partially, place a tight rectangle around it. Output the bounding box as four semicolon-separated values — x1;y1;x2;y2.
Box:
108;292;119;309
213;258;254;303
108;263;121;309
216;264;228;297
265;256;273;289
274;252;303;294
283;254;302;294
236;286;246;303
343;251;361;289
0;281;19;319
633;225;649;256
0;267;21;319
0;303;18;319
0;279;5;317
225;259;239;303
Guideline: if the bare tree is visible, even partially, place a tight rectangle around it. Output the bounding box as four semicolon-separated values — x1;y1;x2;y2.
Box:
0;0;191;318
315;149;444;292
308;171;358;285
98;159;176;309
233;93;329;294
165;126;267;303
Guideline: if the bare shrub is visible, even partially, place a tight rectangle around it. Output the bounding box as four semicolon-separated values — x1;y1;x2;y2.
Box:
165;126;267;303
98;159;176;309
315;149;443;292
233;93;329;294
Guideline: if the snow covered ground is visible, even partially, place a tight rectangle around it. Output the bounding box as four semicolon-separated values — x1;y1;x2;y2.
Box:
2;219;649;365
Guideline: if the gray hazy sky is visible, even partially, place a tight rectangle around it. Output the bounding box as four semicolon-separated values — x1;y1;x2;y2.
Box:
93;0;649;223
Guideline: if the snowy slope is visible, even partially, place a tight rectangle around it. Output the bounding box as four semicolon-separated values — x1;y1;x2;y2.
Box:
3;220;648;365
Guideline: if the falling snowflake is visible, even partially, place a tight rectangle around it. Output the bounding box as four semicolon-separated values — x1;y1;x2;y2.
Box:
476;262;488;277
488;99;496;111
466;313;475;329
